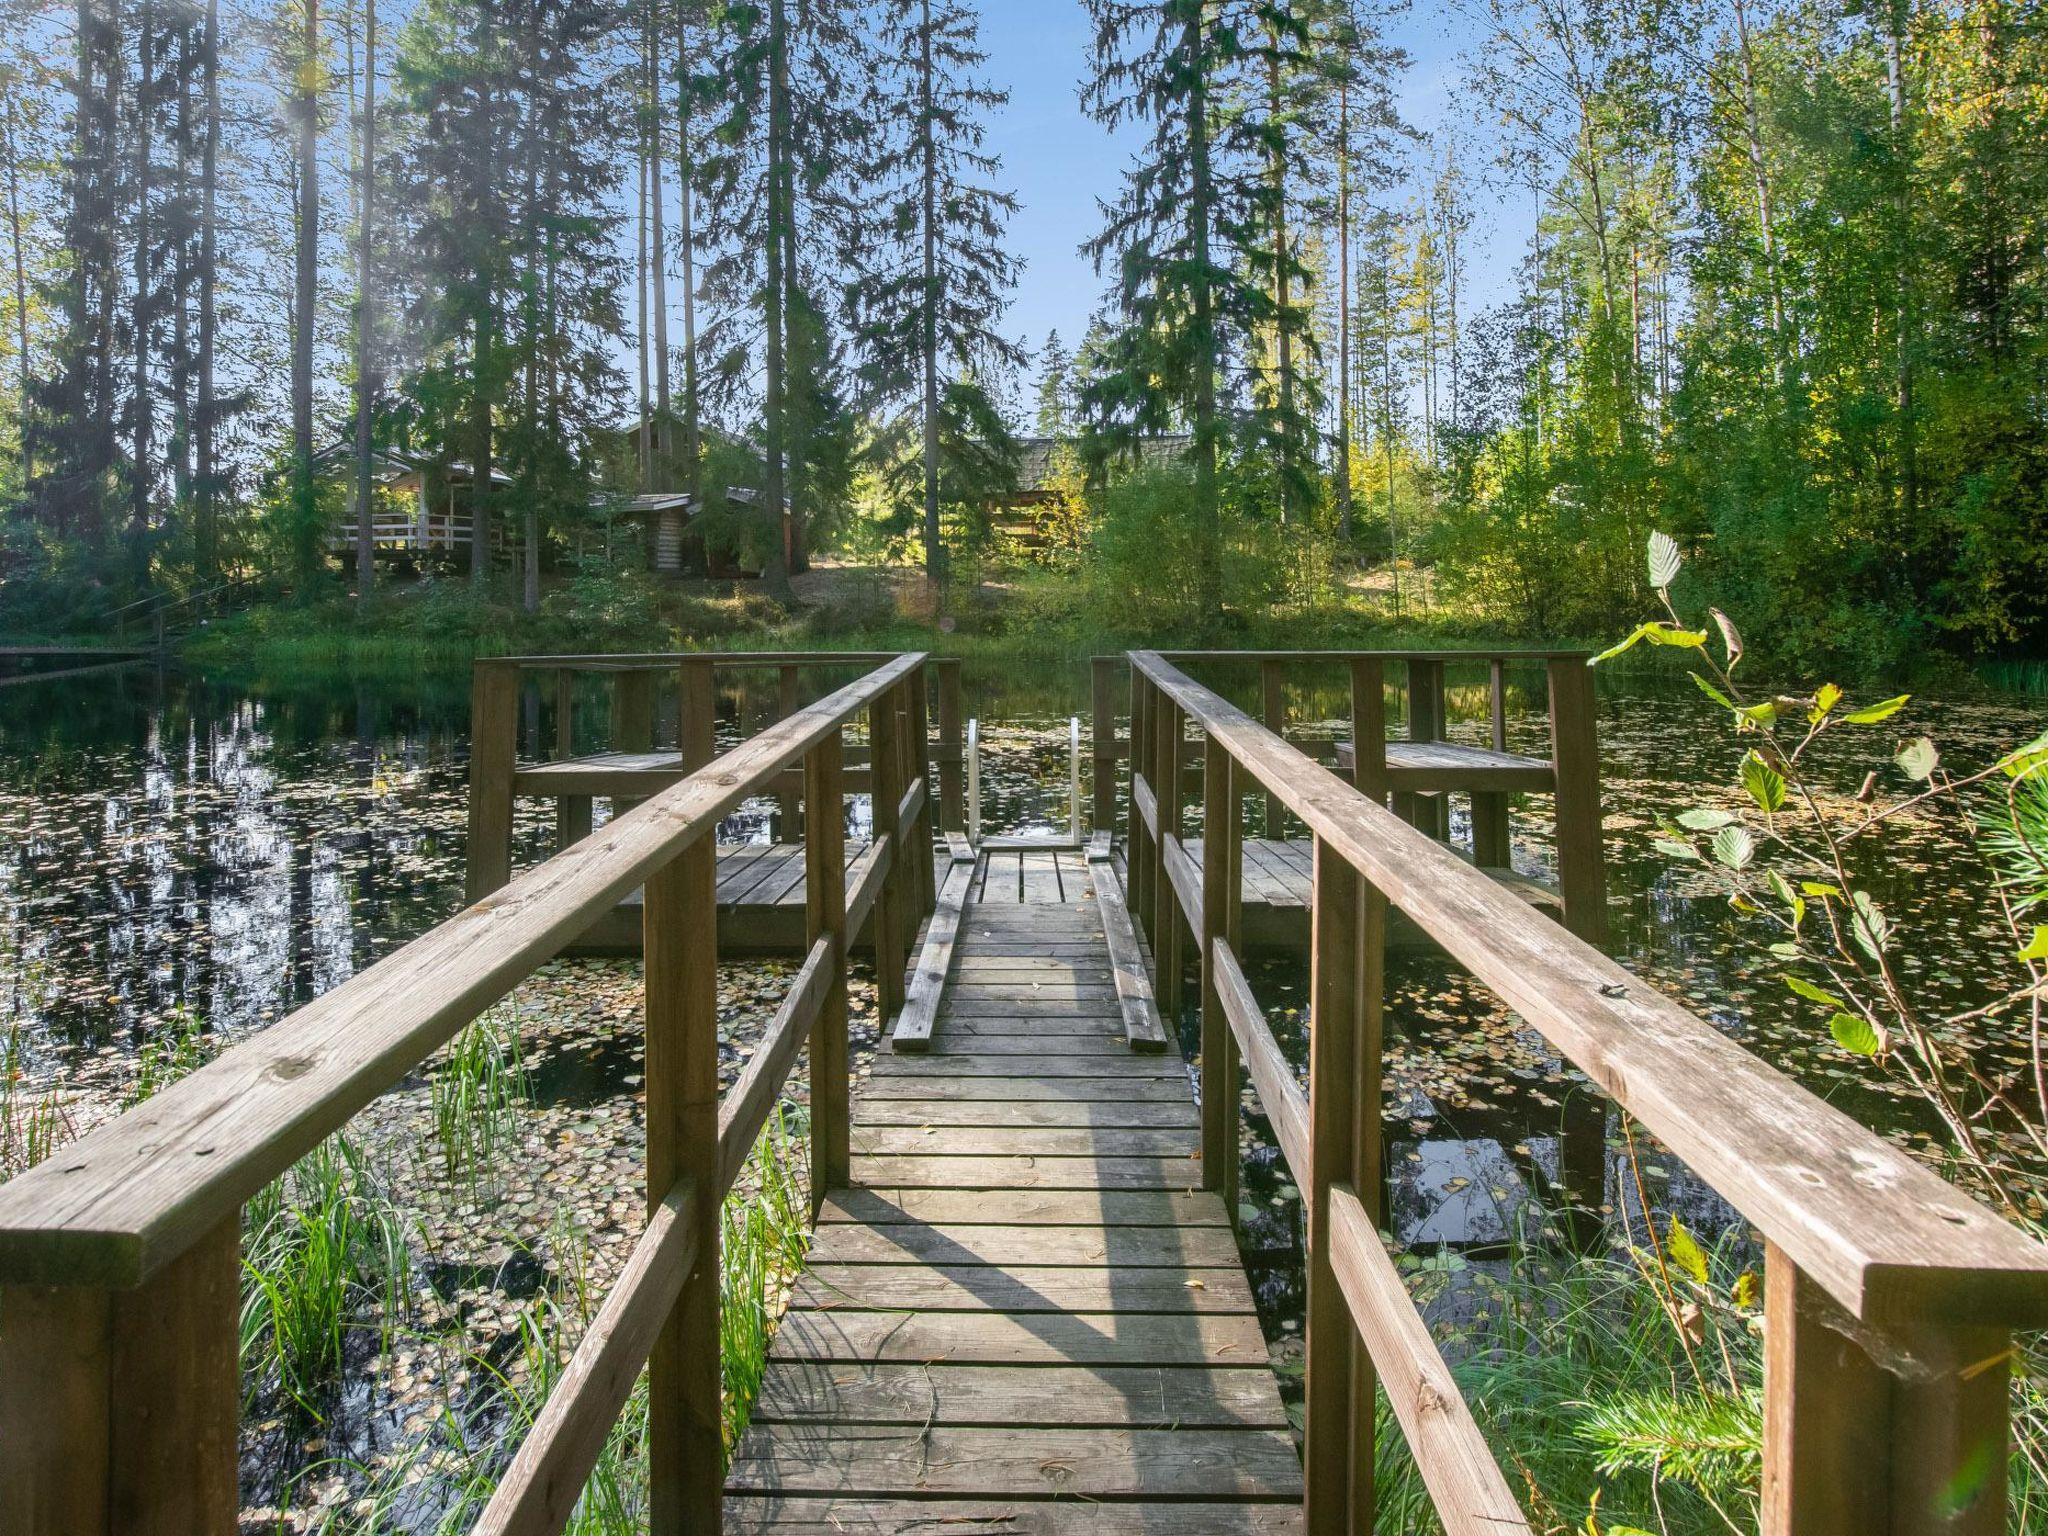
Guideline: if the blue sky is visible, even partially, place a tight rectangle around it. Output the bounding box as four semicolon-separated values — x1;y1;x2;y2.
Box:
974;1;1533;386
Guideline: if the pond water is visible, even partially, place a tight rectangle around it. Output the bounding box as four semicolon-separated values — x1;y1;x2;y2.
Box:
0;655;2040;1517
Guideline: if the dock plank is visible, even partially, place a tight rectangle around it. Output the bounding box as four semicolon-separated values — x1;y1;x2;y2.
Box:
726;850;1298;1526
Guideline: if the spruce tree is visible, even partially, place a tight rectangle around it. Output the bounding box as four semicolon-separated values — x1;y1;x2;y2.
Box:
850;0;1021;594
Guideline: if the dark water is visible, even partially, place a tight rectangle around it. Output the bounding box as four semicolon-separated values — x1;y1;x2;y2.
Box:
1;659;2040;1313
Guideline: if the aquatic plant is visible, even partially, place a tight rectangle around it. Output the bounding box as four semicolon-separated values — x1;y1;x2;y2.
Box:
430;1007;531;1193
0;1021;70;1178
241;1135;413;1418
127;1004;211;1104
718;1104;812;1455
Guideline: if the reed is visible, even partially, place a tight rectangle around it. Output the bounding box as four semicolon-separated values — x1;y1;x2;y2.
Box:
430;1006;531;1193
241;1135;413;1418
0;1021;70;1179
127;1003;211;1105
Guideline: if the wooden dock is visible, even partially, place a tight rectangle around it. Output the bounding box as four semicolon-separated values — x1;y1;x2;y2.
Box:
10;648;2048;1536
726;850;1304;1531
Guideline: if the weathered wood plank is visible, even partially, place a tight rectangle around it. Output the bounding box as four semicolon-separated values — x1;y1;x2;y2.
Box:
846;1155;1202;1191
791;1263;1252;1314
891;862;973;1051
724;1497;1306;1533
851;1126;1199;1157
806;1222;1239;1268
726;1425;1302;1500
857;1076;1194;1104
819;1188;1230;1227
770;1310;1270;1367
867;1054;1186;1078
1090;854;1170;1052
751;1361;1286;1428
852;1098;1199;1129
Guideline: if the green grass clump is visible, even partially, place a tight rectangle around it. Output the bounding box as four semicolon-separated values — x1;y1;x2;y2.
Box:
719;1105;812;1454
431;1008;531;1193
241;1135;413;1418
0;1022;70;1178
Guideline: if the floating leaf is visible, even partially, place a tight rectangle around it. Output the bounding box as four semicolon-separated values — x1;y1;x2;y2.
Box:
1785;975;1844;1009
1647;530;1682;590
1829;1012;1882;1057
1740;750;1786;814
1676;807;1738;831
1666;1217;1710;1286
1896;736;1939;782
1844;694;1909;725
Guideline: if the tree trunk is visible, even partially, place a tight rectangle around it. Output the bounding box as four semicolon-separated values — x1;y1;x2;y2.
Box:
759;0;792;599
676;6;699;497
1265;24;1292;527
132;0;154;584
635;105;649;489
4;94;31;485
1334;78;1350;544
352;0;379;605
1884;0;1918;532
648;9;670;470
1183;3;1221;623
195;0;218;580
918;0;942;600
292;0;319;592
468;9;493;585
170;16;191;513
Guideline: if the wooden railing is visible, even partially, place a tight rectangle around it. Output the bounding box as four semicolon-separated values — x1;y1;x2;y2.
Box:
0;650;939;1536
469;651;963;900
1124;649;2048;1536
1092;646;1606;942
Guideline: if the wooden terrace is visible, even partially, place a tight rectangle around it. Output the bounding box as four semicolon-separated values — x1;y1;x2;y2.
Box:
2;648;2046;1534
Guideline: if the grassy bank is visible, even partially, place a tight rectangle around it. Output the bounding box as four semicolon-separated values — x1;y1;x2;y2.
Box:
173;562;1609;686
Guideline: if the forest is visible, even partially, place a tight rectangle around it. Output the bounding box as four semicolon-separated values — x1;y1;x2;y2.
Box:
0;0;2042;676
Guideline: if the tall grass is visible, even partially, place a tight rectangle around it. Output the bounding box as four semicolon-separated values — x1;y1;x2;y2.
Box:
241;1135;414;1418
128;1004;211;1104
0;1021;70;1178
431;1008;530;1193
719;1105;812;1454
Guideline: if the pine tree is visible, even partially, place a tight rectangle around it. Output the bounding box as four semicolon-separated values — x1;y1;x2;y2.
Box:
1082;0;1300;619
851;0;1021;593
1034;329;1072;438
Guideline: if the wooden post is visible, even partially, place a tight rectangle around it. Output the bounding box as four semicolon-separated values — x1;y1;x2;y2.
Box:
1128;673;1153;937
937;658;965;834
1152;697;1184;1028
805;729;849;1206
554;668;592;850
1091;656;1118;836
1405;658;1448;840
1304;842;1382;1534
870;684;908;1025
0;1218;241;1536
1200;734;1239;1215
645;819;720;1534
614;668;654;752
775;664;801;841
1763;1245;2013;1536
1259;658;1285;838
1471;794;1512;868
1488;656;1508;751
1347;658;1386;804
1546;658;1607;945
466;659;519;903
901;671;933;925
678;658;715;772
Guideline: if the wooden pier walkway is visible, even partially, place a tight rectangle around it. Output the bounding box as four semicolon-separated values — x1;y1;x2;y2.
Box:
9;648;2048;1536
727;850;1304;1532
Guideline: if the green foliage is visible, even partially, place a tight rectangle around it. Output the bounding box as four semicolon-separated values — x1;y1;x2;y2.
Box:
430;1009;530;1193
241;1135;413;1417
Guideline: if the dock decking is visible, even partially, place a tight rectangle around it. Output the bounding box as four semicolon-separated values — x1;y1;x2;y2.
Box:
725;851;1305;1532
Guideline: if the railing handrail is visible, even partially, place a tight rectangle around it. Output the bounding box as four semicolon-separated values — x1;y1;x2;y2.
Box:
1108;647;1592;663
0;650;926;1291
1127;650;2048;1331
490;650;944;670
